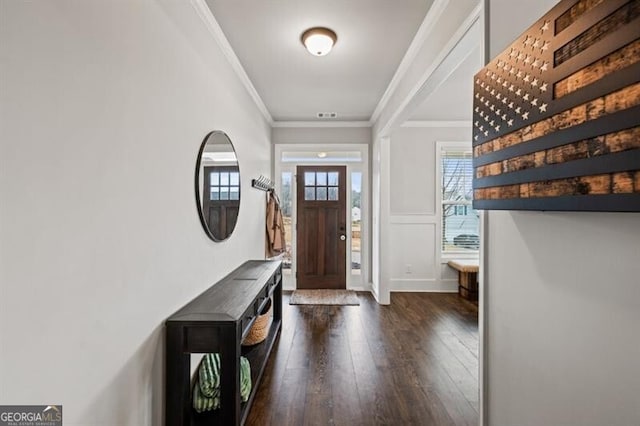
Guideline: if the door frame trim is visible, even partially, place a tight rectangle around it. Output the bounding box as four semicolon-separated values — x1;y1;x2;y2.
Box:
274;143;370;292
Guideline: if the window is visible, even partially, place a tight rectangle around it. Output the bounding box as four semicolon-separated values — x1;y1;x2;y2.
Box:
351;172;362;274
304;171;339;201
281;172;293;272
440;146;479;253
209;169;240;201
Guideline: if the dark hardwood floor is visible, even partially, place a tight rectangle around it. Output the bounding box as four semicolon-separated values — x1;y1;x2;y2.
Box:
245;292;479;426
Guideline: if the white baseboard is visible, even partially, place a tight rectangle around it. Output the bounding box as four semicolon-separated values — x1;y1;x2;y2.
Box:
390;278;458;293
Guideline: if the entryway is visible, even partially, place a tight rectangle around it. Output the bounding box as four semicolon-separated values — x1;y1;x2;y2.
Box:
274;144;369;292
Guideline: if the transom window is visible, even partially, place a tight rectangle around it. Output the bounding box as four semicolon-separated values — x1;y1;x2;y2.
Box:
209;170;240;201
304;171;339;201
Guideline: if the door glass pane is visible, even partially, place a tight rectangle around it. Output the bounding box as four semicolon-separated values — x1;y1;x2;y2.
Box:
230;172;239;185
305;187;315;200
351;172;362;275
210;186;220;200
305;172;315;186
281;172;293;273
229;186;239;200
220;172;229;185
328;187;338;200
316;172;327;185
328;172;339;185
316;187;327;200
220;186;229;200
211;172;219;186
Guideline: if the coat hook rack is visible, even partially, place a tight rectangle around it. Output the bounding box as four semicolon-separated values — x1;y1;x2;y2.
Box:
251;175;274;192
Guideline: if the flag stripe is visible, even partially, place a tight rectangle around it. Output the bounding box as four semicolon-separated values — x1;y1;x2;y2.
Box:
474;193;640;212
476;126;640;179
476;175;640;200
548;61;640;120
555;38;640;98
555;0;606;34
475;149;640;189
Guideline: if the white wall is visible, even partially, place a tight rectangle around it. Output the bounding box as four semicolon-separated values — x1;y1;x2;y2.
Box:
485;1;640;425
271;126;372;145
0;2;271;425
387;126;472;292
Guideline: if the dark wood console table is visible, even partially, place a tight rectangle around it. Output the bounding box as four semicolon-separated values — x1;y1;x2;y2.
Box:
165;260;282;426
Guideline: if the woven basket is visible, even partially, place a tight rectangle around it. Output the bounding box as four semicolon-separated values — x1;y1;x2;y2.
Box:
242;298;272;346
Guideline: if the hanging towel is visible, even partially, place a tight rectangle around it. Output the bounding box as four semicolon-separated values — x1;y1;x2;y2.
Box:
266;191;286;258
192;353;252;413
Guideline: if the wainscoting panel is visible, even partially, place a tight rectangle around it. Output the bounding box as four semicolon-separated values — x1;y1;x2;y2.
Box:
388;216;456;292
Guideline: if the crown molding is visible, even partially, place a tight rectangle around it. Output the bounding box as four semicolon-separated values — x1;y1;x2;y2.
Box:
191;0;273;125
272;121;372;128
369;0;450;124
402;120;472;128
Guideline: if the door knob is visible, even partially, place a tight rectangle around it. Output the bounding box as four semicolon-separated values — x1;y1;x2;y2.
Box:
340;235;346;241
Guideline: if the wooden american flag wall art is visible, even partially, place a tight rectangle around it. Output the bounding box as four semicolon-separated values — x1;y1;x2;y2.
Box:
472;0;640;212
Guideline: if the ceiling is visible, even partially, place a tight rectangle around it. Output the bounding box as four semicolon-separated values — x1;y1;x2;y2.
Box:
205;0;433;122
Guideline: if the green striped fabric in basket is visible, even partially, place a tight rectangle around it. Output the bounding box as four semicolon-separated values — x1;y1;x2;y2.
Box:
193;353;252;413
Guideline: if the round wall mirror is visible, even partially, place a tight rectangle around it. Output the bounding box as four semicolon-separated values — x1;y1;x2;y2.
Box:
195;131;240;242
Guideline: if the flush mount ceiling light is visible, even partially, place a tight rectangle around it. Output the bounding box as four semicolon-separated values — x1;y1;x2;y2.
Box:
301;27;337;56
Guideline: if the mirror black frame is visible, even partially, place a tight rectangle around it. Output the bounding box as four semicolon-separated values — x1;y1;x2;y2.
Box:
195;130;241;242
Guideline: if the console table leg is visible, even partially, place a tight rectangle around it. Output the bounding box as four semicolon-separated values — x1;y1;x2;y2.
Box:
220;324;241;425
166;325;191;426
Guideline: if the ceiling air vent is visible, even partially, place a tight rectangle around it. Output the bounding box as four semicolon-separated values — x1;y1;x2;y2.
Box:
316;112;338;119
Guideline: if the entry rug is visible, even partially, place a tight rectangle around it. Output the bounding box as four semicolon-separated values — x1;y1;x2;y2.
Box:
289;289;360;306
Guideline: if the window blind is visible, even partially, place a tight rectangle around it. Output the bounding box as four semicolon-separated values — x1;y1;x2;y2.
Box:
441;149;478;252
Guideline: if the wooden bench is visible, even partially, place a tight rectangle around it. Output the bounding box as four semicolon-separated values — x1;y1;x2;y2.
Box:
447;259;479;301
